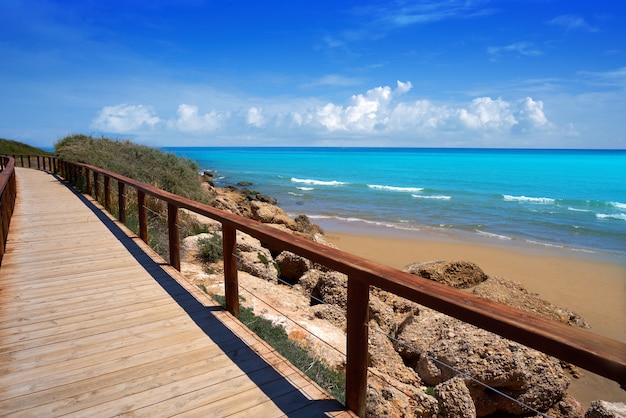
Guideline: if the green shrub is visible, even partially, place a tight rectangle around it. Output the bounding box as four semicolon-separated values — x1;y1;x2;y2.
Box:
197;233;223;263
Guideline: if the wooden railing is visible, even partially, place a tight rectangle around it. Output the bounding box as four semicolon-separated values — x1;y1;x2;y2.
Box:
0;156;18;264
5;155;626;417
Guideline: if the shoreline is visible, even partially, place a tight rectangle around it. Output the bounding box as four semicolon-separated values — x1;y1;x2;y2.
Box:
319;218;626;342
320;219;626;409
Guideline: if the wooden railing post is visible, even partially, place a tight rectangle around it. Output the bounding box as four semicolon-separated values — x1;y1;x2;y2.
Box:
138;190;148;243
20;155;24;168
222;224;240;316
94;172;100;202
86;168;92;195
345;277;370;417
167;203;180;270
27;155;32;168
118;181;126;224
104;176;111;211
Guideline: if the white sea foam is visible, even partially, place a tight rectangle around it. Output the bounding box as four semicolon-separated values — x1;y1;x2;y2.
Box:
412;194;452;200
291;177;346;186
610;201;626;210
503;194;555;204
596;213;626;221
307;214;417;231
475;230;512;240
368;184;424;193
567;207;592;213
297;187;314;191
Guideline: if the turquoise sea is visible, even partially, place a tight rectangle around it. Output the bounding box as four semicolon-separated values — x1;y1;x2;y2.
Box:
165;147;626;259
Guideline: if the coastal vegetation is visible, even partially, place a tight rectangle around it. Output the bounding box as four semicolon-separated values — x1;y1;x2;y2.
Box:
54;134;206;201
0;138;53;156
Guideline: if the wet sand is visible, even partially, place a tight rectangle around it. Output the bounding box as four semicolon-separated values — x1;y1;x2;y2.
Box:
323;224;626;409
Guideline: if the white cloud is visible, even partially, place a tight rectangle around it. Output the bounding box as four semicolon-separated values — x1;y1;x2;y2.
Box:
457;97;517;130
578;67;626;88
89;81;554;146
517;97;548;128
548;15;598;32
312;81;412;131
487;41;543;59
246;107;265;127
300;82;549;137
91;104;160;133
374;0;496;28
166;104;228;132
308;74;364;87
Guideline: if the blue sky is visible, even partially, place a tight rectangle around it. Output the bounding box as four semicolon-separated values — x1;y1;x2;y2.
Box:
1;0;625;149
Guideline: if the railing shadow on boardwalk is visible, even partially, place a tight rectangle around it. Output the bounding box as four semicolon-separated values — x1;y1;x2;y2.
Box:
57;174;344;416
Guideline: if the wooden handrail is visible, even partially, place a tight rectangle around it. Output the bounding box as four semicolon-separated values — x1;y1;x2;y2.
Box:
9;155;626;416
0;156;18;264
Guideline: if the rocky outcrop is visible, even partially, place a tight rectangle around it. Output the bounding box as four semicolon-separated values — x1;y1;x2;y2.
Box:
397;309;569;416
366;374;438;418
275;251;311;282
472;275;589;328
234;231;279;283
435;376;476;418
403;260;488;288
585;401;626;418
249;200;298;229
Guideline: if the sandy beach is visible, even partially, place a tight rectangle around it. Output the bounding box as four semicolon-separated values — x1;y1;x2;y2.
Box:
323;224;626;408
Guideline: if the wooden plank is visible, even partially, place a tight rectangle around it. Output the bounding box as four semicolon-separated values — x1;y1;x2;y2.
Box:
0;296;175;335
0;303;186;352
0;342;220;415
0;291;171;329
0;298;176;340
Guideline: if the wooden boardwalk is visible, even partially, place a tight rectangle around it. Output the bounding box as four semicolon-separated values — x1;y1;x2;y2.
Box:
0;168;353;417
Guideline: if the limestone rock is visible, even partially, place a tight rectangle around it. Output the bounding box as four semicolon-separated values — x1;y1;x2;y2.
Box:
316;271;348;309
301;269;348;309
396;309;569;416
180;208;222;232
249;200;297;229
366;373;438;418
234;231;278;283
368;294;397;335
543;394;585;418
275;251;311;282
585;401;626;418
211;195;244;216
295;269;324;297
435;376;476;418
403;260;488;289
368;326;421;386
311;304;346;330
472;276;589;328
293;214;324;237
